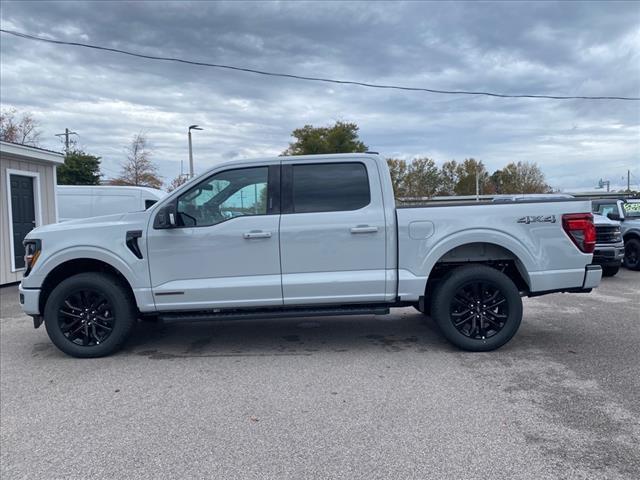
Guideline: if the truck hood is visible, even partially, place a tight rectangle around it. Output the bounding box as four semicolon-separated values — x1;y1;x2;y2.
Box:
26;211;149;239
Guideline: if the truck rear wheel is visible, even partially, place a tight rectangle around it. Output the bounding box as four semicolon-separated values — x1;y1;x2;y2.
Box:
44;273;136;358
623;238;640;270
431;265;522;351
601;265;620;277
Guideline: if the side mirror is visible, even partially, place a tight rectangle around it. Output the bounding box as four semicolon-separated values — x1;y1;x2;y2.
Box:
607;212;621;221
153;203;178;229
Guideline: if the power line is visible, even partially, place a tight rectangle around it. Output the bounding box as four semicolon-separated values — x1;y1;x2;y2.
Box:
2;28;639;102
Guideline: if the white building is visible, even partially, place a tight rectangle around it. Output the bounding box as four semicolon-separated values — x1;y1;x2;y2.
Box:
1;141;64;285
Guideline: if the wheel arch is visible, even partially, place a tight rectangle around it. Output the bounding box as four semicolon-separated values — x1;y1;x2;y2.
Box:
39;258;137;315
420;239;532;311
623;230;640;242
420;230;535;287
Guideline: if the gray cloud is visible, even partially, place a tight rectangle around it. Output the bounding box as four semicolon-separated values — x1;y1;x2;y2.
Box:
1;0;639;189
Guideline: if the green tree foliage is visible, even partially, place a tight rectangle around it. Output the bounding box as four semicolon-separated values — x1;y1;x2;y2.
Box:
490;161;550;194
405;158;440;197
387;158;440;198
283;121;368;155
437;160;459;195
110;133;163;189
454;158;491;196
57;150;102;185
387;158;409;196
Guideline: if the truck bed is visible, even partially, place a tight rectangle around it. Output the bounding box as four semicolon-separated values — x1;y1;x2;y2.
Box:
395;199;596;298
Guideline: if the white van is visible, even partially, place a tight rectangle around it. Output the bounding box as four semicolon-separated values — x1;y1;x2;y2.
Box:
57;186;166;222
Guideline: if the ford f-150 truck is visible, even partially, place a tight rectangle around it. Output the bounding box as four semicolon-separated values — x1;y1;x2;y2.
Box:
592;213;624;276
592;199;640;270
19;153;601;357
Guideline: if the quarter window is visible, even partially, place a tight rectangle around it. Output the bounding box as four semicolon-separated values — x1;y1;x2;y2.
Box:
291;163;370;213
177;167;268;227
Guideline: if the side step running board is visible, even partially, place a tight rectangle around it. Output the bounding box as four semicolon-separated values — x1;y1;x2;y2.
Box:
158;304;390;323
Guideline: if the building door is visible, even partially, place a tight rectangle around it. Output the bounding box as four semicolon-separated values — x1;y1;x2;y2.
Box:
10;174;36;269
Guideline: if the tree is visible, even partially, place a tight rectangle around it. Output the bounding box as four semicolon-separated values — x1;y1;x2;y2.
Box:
283;121;368;155
454;158;490;196
437;160;459;195
0;108;42;146
490;161;550;194
110;133;162;189
387;158;409;196
404;157;440;198
167;174;189;192
57;150;102;185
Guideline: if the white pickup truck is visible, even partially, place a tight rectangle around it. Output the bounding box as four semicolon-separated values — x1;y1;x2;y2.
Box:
19;153;601;357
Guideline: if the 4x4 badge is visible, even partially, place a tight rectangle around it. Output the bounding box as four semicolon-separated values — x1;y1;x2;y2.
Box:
517;215;557;224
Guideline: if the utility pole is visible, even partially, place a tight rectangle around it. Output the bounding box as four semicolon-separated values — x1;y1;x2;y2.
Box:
54;128;77;155
628;170;631;192
475;166;480;202
187;125;203;178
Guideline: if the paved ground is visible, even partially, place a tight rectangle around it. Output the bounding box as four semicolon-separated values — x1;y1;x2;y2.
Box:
1;270;639;480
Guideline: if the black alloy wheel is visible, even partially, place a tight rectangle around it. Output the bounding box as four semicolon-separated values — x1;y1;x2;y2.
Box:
450;281;508;340
44;273;136;358
624;238;640;270
431;265;523;351
57;289;115;346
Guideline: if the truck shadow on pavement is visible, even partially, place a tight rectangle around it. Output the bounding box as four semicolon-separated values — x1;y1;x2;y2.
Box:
122;311;458;359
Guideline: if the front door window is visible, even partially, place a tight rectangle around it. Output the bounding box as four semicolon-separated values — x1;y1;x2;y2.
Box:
177;167;268;227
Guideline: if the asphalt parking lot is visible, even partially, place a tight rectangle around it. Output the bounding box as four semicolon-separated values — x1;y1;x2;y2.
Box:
1;270;639;480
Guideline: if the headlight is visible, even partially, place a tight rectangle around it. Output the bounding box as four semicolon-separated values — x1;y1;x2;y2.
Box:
613;227;622;243
23;239;41;276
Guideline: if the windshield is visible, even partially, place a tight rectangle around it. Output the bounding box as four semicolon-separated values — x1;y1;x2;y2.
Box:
623;202;640;218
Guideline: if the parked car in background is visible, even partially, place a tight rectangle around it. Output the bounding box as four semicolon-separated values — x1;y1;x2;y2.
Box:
592;199;640;270
58;186;166;222
20;153;600;357
592;213;624;276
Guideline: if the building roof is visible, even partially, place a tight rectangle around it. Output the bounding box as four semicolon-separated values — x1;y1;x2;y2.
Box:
0;140;65;165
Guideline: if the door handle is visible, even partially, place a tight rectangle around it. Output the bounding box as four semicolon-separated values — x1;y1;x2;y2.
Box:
350;225;378;234
243;230;272;239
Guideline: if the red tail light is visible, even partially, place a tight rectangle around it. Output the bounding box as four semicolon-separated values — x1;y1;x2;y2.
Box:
562;213;595;253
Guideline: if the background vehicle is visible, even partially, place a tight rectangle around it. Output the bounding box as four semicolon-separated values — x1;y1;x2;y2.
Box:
592;213;624;276
57;185;166;222
20;154;600;357
592;199;640;270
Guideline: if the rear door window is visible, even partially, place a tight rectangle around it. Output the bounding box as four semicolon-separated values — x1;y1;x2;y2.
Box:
291;163;370;213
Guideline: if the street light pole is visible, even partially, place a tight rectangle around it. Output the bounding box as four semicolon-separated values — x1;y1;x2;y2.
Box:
188;125;203;178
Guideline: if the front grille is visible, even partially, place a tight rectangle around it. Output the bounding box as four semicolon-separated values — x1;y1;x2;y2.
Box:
595;225;622;244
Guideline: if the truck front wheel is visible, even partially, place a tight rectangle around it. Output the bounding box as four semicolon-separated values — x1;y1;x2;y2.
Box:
623;238;640;270
431;265;522;352
43;273;136;358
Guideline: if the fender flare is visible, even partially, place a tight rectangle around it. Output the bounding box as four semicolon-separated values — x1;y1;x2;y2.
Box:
28;245;144;290
417;228;537;287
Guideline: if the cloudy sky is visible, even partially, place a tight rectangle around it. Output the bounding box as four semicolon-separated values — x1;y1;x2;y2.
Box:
1;0;639;190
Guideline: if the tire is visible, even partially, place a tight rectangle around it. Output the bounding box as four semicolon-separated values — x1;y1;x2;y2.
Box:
44;273;136;358
431;265;522;352
623;238;640;271
601;265;620;277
